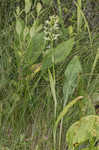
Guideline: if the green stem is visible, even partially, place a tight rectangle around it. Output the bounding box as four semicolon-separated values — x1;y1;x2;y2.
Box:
87;48;99;88
77;0;82;33
57;0;64;32
74;0;92;46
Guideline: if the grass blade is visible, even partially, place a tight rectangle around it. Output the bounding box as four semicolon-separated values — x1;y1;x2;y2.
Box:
74;0;92;45
54;96;83;132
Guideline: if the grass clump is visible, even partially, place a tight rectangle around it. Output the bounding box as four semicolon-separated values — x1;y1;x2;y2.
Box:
0;0;99;149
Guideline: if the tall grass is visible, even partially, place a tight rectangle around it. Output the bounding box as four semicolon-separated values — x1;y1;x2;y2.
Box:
0;0;99;149
74;0;92;45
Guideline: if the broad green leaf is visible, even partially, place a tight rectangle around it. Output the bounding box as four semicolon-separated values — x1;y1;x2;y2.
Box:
24;32;44;65
81;97;96;116
68;25;73;35
36;24;42;32
16;7;20;15
81;148;98;150
42;38;74;70
36;2;42;15
15;18;25;40
92;92;99;106
66;115;99;149
42;0;51;5
25;0;32;14
23;26;29;39
63;56;82;105
16;19;22;36
30;24;42;38
30;26;35;38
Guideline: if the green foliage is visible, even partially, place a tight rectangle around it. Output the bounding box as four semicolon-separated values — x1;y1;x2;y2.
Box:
16;18;23;36
63;55;82;105
66;115;99;150
48;69;57;118
82;146;99;150
77;0;82;33
24;32;44;65
54;96;83;132
25;0;32;14
42;0;52;5
0;0;99;149
42;38;74;69
74;0;92;44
